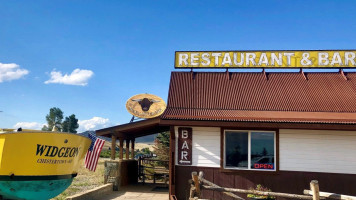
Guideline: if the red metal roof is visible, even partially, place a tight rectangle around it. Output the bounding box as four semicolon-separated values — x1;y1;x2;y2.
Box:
161;71;356;124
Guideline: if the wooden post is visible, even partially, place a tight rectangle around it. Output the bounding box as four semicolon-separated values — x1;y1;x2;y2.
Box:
169;126;176;196
310;180;320;200
189;186;196;199
126;139;130;160
188;179;196;199
304;190;356;200
191;172;200;198
111;135;116;160
119;138;124;160
198;171;204;180
131;139;135;159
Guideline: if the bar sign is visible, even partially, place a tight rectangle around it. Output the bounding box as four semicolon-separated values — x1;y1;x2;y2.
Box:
178;127;192;165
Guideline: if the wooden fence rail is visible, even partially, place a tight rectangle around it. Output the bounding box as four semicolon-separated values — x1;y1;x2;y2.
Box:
303;190;356;200
189;171;356;200
200;186;313;200
170;195;178;200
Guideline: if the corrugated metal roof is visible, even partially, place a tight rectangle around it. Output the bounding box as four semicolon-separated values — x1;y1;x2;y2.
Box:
161;71;356;124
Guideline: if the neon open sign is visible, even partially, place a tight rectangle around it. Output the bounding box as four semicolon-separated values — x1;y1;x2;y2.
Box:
254;163;274;170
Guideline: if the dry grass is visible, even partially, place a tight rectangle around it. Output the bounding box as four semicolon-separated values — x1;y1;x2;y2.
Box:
51;159;105;200
135;143;155;151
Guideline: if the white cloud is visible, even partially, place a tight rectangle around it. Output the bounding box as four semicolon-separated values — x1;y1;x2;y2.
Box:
0;62;29;83
44;68;94;86
78;117;112;133
13;122;45;130
13;117;112;133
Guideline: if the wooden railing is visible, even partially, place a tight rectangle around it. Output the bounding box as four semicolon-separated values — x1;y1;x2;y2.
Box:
189;171;356;200
138;156;169;184
170;195;178;200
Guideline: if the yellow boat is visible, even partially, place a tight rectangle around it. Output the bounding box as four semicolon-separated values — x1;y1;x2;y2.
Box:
0;129;91;200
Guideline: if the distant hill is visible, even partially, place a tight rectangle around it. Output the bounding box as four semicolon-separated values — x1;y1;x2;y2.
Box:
78;130;93;137
78;131;110;141
136;134;157;143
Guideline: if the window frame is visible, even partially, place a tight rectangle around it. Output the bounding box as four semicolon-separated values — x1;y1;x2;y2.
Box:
222;129;277;172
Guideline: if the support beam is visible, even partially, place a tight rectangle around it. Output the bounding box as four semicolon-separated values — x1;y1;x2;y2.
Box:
111;135;116;160
131;139;135;159
119;138;124;160
169;126;176;196
126;139;130;160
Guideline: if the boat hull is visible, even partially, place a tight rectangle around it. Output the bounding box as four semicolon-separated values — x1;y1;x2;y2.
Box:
0;179;73;200
0;131;91;199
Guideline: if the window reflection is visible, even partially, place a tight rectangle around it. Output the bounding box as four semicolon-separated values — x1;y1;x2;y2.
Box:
225;131;248;168
224;131;275;170
251;132;275;170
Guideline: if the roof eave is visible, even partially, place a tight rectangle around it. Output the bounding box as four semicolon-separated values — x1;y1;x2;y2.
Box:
96;117;170;138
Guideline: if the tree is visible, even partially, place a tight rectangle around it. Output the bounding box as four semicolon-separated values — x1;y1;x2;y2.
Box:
141;147;152;155
45;107;64;131
41;125;49;131
153;131;170;162
62;114;79;133
262;147;268;156
42;107;80;133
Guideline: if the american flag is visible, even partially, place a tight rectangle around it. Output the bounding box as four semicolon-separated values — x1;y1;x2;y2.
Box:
85;132;105;171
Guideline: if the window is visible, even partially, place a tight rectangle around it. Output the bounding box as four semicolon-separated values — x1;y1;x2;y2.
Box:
224;130;276;171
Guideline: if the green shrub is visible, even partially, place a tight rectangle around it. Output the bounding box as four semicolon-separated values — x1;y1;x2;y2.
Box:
247;184;275;199
100;150;119;158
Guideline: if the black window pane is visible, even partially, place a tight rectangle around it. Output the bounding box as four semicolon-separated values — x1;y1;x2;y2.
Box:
251;132;275;170
225;131;248;168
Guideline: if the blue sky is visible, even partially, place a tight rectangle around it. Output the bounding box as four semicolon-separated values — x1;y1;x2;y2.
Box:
1;1;356;131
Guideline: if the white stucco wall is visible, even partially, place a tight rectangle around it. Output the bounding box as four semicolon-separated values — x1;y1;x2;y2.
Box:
175;126;220;167
279;129;356;174
175;127;356;174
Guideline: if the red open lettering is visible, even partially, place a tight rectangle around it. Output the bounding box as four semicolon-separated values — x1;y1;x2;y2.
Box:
254;163;274;169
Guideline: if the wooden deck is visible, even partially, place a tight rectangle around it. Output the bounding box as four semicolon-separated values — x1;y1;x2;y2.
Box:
98;184;168;200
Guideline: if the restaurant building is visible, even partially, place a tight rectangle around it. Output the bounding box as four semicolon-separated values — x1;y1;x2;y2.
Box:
97;51;356;200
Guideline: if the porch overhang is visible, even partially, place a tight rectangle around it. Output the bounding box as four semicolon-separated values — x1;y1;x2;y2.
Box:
96;117;170;139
